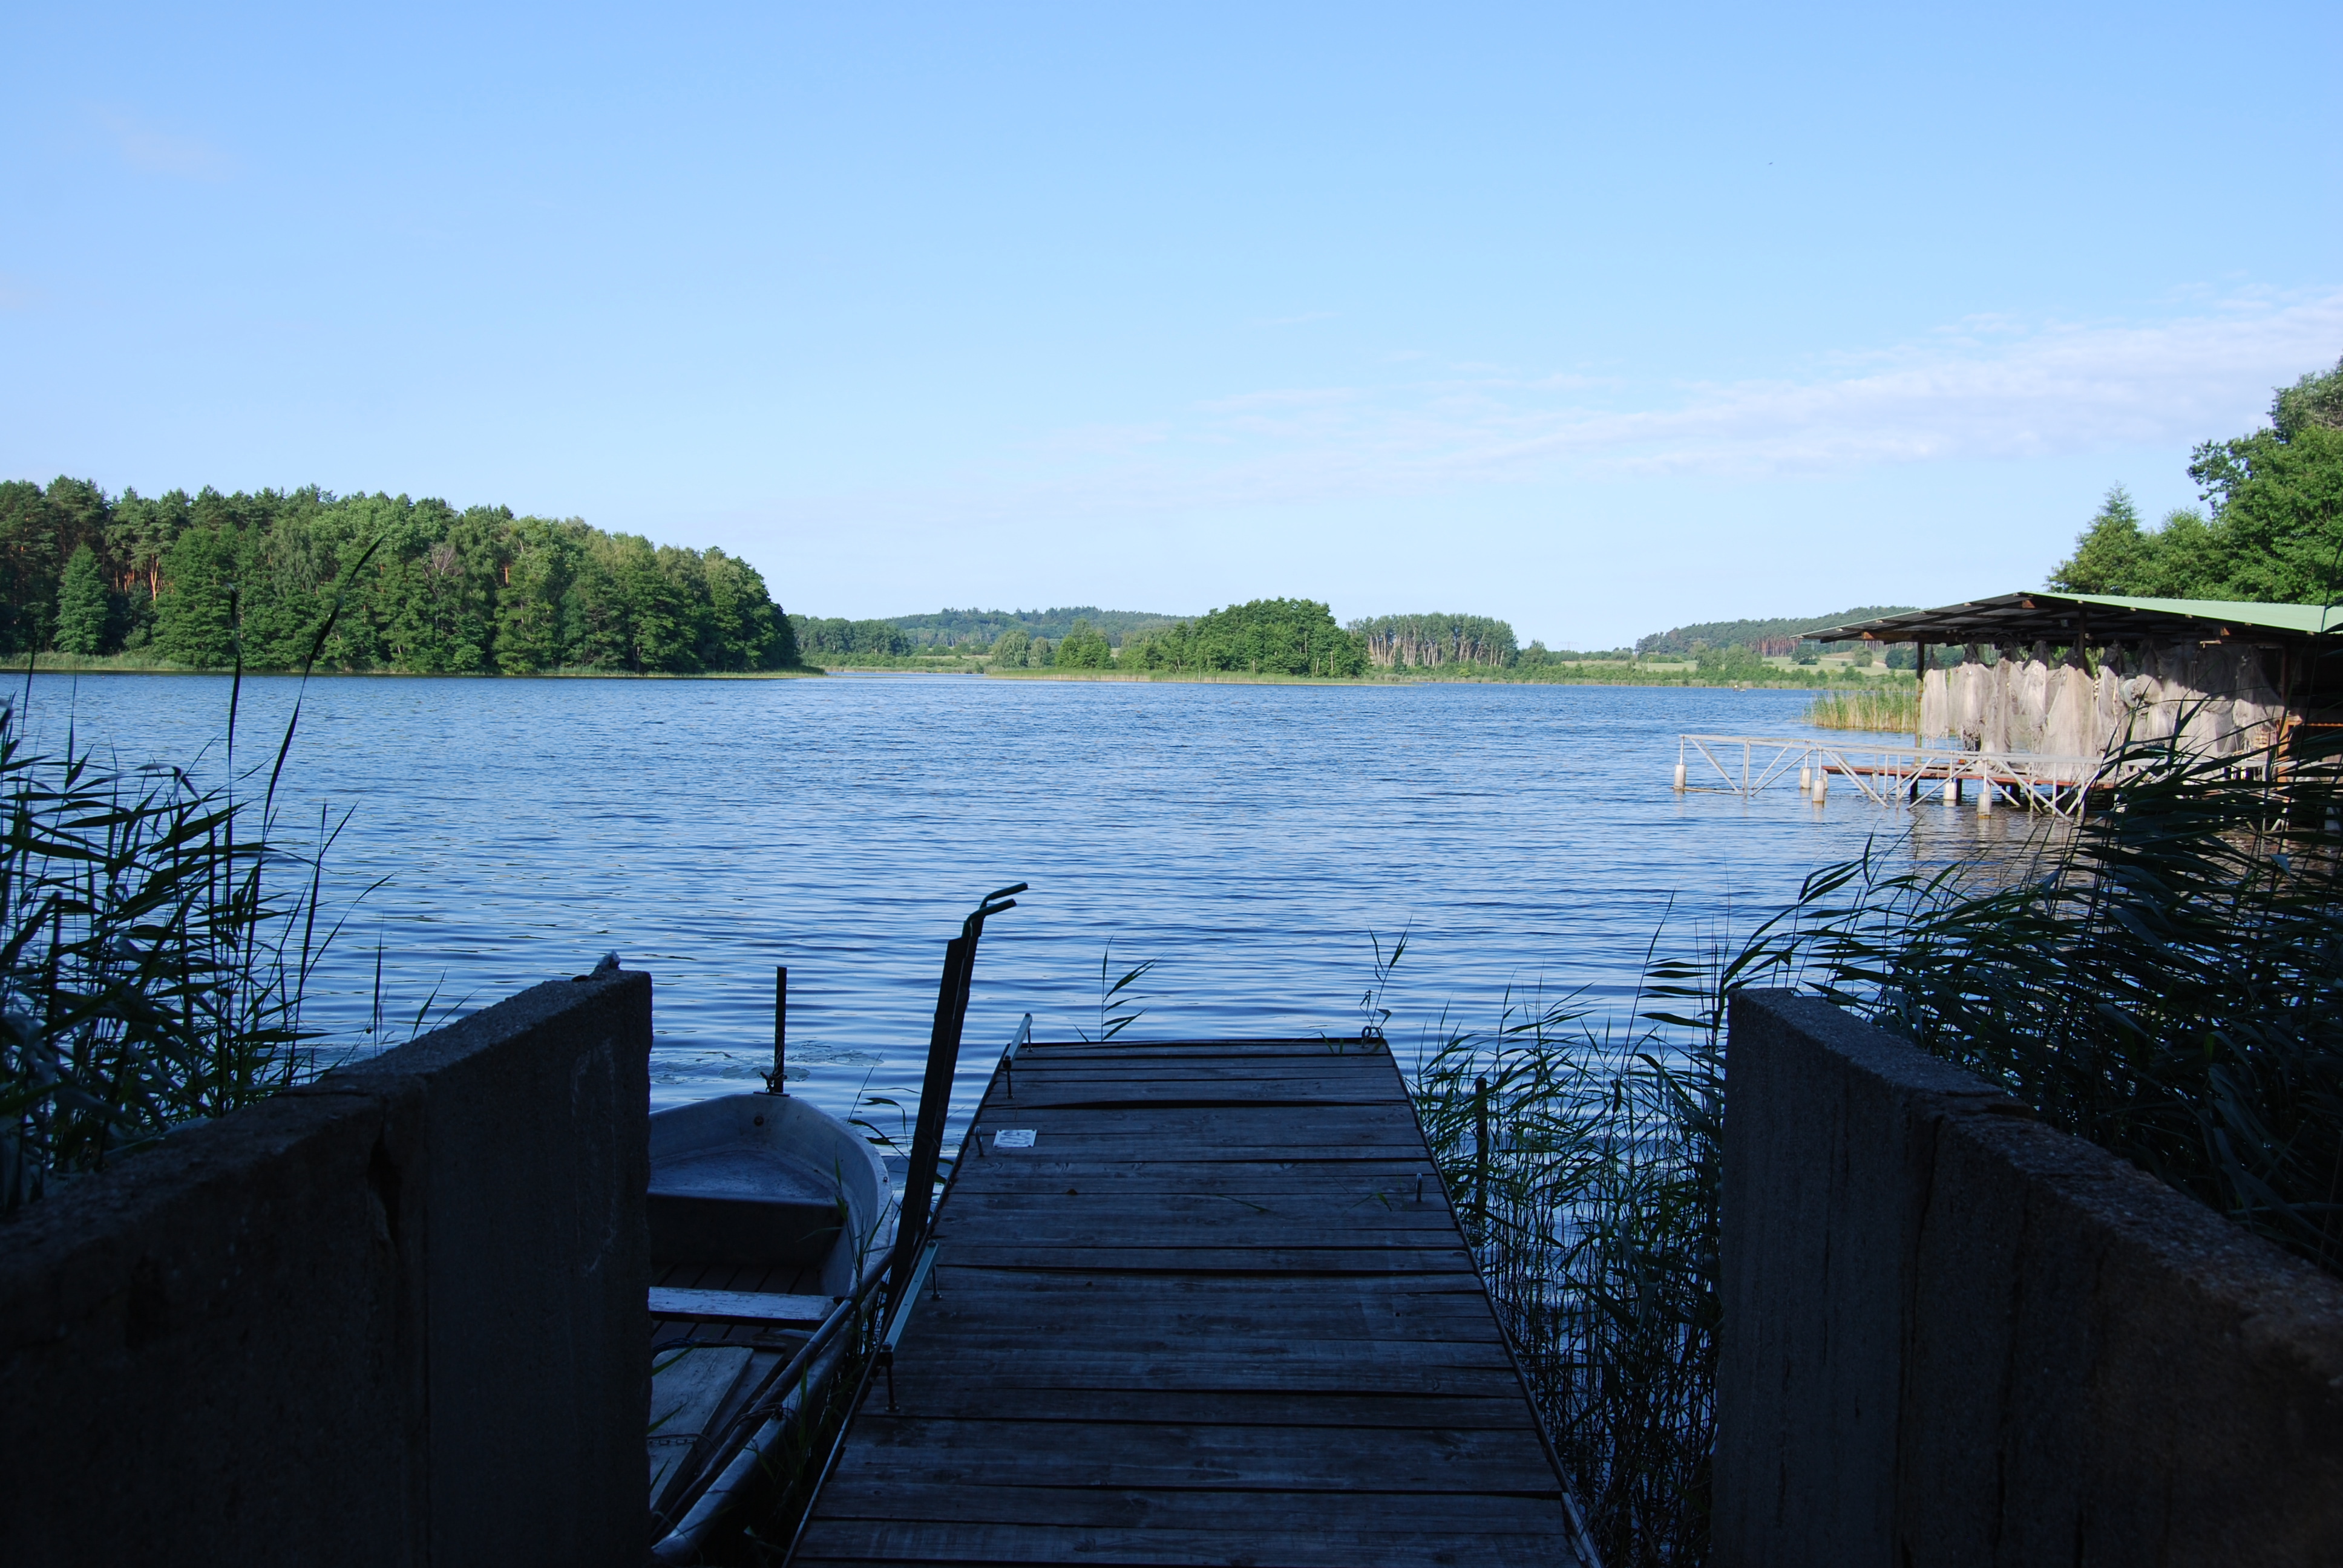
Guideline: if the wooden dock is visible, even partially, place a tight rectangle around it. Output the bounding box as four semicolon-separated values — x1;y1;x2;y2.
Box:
792;1034;1590;1567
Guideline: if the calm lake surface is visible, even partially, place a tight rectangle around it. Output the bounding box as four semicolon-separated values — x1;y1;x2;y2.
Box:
27;671;2034;1145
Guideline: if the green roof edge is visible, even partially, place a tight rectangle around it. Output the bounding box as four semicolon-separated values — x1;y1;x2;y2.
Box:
2060;594;2343;636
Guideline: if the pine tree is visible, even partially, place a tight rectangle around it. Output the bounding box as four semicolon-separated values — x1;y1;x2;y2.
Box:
53;544;108;656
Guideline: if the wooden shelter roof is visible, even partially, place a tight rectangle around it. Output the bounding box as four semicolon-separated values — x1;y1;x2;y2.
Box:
1812;592;2343;646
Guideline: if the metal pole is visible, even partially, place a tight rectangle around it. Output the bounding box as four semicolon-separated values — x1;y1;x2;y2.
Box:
897;936;972;1276
1472;1076;1490;1243
890;884;1026;1305
769;965;788;1094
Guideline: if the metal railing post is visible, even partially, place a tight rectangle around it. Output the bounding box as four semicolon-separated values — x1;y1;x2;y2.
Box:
767;965;788;1094
1472;1075;1491;1243
890;884;1027;1306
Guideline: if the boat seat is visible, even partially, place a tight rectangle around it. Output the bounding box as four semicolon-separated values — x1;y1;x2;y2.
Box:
649;1146;848;1267
649;1286;837;1325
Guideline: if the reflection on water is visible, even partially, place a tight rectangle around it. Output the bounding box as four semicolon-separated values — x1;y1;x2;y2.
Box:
26;671;2042;1142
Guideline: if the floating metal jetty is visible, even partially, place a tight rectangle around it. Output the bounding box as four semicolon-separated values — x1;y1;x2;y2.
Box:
790;1033;1594;1567
1674;733;2115;818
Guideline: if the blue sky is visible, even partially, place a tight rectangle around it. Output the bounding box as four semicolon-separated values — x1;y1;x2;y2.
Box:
4;2;2338;647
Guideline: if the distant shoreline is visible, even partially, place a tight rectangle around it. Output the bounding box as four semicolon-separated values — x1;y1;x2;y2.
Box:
975;667;1901;692
12;656;830;681
10;654;1905;693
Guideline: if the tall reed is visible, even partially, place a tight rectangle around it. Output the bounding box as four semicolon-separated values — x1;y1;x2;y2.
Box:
1409;733;2343;1567
1412;933;1751;1568
1801;687;1920;732
1792;734;2343;1276
0;550;379;1213
0;690;353;1212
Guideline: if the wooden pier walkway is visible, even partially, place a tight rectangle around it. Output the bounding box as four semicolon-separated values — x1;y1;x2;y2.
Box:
793;1034;1590;1567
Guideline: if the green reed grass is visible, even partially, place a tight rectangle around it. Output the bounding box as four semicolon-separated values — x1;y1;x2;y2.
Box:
1785;733;2343;1276
1801;687;1921;732
0;549;380;1214
1412;935;1745;1568
0;693;356;1210
1408;733;2343;1566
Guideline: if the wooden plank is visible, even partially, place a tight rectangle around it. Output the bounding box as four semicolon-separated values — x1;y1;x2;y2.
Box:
797;1028;1579;1566
647;1285;835;1325
913;1268;1496;1305
929;1218;1463;1250
856;1382;1539;1425
863;1351;1529;1397
795;1517;1564;1567
647;1343;755;1505
828;1416;1562;1491
882;1302;1507;1347
808;1480;1570;1529
927;1245;1480;1275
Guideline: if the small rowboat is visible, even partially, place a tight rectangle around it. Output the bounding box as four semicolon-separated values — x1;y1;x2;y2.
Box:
645;1091;895;1561
649;887;1026;1560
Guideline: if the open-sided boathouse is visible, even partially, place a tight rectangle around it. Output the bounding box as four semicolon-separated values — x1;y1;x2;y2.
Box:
790;1031;1595;1567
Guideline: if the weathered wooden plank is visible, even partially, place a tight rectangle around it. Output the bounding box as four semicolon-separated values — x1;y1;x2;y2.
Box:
647;1343;756;1505
987;1063;1391;1081
914;1267;1495;1304
877;1300;1507;1346
868;1354;1527;1398
828;1416;1561;1491
943;1159;1446;1188
940;1179;1449;1204
855;1385;1539;1428
950;1157;1438;1183
992;1060;1391;1080
808;1480;1570;1530
927;1217;1462;1250
880;1331;1518;1368
940;1188;1451;1216
795;1517;1564;1567
797;1027;1576;1566
646;1285;835;1325
927;1245;1479;1275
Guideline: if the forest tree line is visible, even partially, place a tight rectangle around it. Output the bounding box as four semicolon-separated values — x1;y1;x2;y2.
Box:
1122;599;1369;676
1349;613;1518;669
0;481;798;674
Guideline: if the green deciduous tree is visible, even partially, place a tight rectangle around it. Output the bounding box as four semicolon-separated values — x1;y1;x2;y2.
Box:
1055;618;1113;668
1127;598;1366;676
2051;359;2343;603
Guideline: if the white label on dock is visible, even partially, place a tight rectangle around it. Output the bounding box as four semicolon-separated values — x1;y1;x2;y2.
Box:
994;1128;1037;1149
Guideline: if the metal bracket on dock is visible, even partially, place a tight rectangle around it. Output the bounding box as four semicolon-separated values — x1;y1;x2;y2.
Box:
998;1011;1033;1100
879;1239;942;1413
1674;733;2116;819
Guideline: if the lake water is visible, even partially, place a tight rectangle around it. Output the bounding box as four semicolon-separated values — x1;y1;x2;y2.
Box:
23;671;2031;1146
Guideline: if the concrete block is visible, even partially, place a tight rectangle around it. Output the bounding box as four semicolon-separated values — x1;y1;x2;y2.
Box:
323;966;652;1567
1715;990;2343;1567
0;966;652;1567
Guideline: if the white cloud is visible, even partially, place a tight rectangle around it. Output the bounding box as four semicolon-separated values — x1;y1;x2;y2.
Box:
988;289;2343;519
